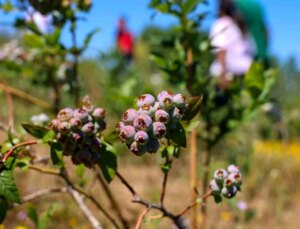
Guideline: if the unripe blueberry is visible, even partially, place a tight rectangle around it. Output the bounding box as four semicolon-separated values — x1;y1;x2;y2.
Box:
152;122;166;139
158;93;173;110
95;120;106;132
173;93;187;108
134;131;149;145
49;119;60;131
71;130;85;143
146;139;160;153
73;108;89;123
57;108;74;122
81;122;95;135
58;121;71;133
221;186;238;199
214;169;228;181
133;114;152;131
137;94;155;108
209;179;221;194
157;91;173;101
122;109;139;124
155;109;170;124
119;125;136;143
92;107;106;120
138;104;157;117
130;141;147;156
228;172;242;186
227;164;240;173
171;107;183;122
69;118;82;130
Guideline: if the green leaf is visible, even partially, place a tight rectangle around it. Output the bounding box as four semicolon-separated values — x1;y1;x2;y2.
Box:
50;143;63;166
98;142;117;183
182;95;203;121
0;170;20;203
38;210;51;229
0;198;8;224
23;33;45;48
213;195;222;204
45;28;61;46
83;28;100;49
22;123;50;139
27;204;39;226
183;0;201;14
244;62;264;98
160;160;172;173
42;130;55;144
103;131;119;143
169;123;187;147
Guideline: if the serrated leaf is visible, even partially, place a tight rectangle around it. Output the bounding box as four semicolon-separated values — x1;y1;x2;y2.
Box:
22;123;50;139
50;143;63;167
0;198;8;223
182;95;203;121
169;123;187;147
0;170;20;203
98;142;117;183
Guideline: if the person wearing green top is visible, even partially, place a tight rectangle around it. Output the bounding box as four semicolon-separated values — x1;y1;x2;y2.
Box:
234;0;269;64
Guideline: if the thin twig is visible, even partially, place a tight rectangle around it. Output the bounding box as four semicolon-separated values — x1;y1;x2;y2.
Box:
28;164;60;175
0;82;52;110
177;191;212;217
68;186;103;229
160;156;170;206
95;169;130;229
190;129;197;229
22;187;68;202
2;140;38;162
135;208;150;229
61;169;121;229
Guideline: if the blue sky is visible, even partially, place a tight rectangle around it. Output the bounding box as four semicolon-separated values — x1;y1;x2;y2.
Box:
1;0;299;64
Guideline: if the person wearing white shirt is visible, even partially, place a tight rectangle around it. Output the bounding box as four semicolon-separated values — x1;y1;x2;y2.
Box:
210;0;253;89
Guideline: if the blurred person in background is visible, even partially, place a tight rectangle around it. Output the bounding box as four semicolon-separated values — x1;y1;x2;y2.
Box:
210;0;253;89
116;17;134;64
234;0;269;67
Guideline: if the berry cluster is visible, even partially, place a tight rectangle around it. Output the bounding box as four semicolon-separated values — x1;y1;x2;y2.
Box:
117;91;188;156
209;165;242;199
49;100;106;167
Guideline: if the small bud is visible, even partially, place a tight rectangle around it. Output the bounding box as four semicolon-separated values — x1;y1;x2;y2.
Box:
171;107;183;122
73;108;89;123
154;109;170;124
57;108;74;122
81;122;95;135
119;125;136;143
49;119;60;130
133;114;152;131
130;141;147;156
214;169;228;181
221;186;238;199
69;118;82;130
137;94;155;108
209;179;221;194
227;164;240;173
122;109;139;124
134;131;149;145
173;93;187;108
58;121;71;133
152;122;166;139
92;107;106;120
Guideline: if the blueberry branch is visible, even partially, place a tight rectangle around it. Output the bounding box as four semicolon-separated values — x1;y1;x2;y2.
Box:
2;139;38;162
160;155;171;206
